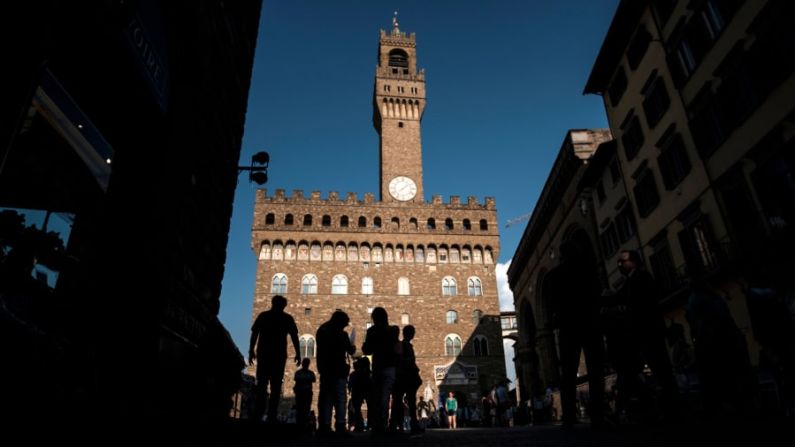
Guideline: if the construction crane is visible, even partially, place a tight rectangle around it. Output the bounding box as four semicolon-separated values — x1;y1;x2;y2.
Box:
504;212;532;229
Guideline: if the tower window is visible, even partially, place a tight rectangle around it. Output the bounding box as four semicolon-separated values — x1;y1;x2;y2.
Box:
265;213;275;225
392;68;398;74
398;122;404;128
427;218;436;230
383;85;390;92
284;214;294;225
322;215;331;227
388;49;409;67
303;214;312;226
358;216;367;227
373;217;382;228
479;219;488;231
340;216;349;227
445;218;454;230
403;69;409;75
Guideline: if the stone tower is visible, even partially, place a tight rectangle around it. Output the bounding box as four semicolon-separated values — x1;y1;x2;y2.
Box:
373;14;426;203
250;16;505;418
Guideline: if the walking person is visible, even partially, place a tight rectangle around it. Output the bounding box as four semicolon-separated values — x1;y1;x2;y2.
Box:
544;240;605;428
248;295;300;423
293;358;316;432
316;310;355;437
348;356;371;432
445;392;458;429
617;250;679;421
393;325;422;434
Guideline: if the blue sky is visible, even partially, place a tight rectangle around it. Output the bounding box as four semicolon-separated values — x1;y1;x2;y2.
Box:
218;0;619;372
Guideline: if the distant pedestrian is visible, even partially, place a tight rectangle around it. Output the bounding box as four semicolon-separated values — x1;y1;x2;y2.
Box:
445;392;458;429
348;357;371;432
293;358;316;431
249;295;300;423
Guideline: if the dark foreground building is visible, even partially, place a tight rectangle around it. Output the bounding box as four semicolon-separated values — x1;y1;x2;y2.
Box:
1;1;261;442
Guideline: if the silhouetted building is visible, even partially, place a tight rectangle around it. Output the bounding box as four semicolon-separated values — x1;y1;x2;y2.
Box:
1;0;262;441
249;17;506;417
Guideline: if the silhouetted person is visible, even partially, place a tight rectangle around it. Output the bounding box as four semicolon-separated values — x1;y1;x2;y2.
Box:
293;358;316;431
249;295;300;423
316;310;355;437
418;396;430;429
362;307;398;434
544;240;605;428
687;277;753;420
617;249;679;420
390;325;422;434
348;357;371;431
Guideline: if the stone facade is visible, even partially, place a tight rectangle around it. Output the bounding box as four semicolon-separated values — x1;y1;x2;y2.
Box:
249;19;505;415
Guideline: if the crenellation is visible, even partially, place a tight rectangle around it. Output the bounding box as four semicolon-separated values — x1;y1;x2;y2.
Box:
485;197;496;209
432;195;442;205
345;192;358;203
310;191;321;201
450;195;460;205
328;191;339;201
275;189;285;200
291;189;304;200
467;196;478;207
364;192;375;204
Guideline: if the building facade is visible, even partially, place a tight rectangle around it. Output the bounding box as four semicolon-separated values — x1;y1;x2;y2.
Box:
511;0;795;413
249;19;506;415
1;0;261;440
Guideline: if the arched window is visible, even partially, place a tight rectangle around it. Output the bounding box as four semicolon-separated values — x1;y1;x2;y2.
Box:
445;218;454;230
468;277;483;296
473;246;483;264
388;49;409;67
446;310;458;324
347;243;358;261
438;246;448;263
340;216;349;227
426;245;437;263
463;219;471;231
473;309;483;324
271;274;287;294
303;214;312;226
401;313;410;325
461;246;471;263
427;218;436;230
391;217;400;229
409;218;418;229
473;335;489;356
284;242;296;260
398;277;410;295
265;213;275;225
299;335;316;358
362;277;373;295
284;214;294;225
372;245;383;262
322;215;331;227
301;274;318;294
332;275;348;295
480;219;488;231
442;276;457;296
358;216;367;227
484;247;494;264
445;334;462;356
373;217;382;228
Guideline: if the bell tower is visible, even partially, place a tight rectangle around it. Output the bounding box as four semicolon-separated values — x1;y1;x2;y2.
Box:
373;13;426;203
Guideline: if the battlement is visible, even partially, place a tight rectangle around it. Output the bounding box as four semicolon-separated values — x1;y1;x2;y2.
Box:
380;29;416;46
257;189;496;210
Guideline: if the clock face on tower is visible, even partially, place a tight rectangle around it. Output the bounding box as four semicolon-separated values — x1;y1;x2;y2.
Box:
388;176;417;201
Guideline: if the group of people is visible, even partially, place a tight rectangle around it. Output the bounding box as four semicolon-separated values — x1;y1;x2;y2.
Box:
248;298;423;437
545;245;681;428
545;239;792;427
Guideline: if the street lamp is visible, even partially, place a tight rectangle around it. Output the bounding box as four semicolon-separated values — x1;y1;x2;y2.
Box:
238;151;269;185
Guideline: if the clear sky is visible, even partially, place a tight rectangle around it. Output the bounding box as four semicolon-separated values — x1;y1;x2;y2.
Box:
218;0;620;377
